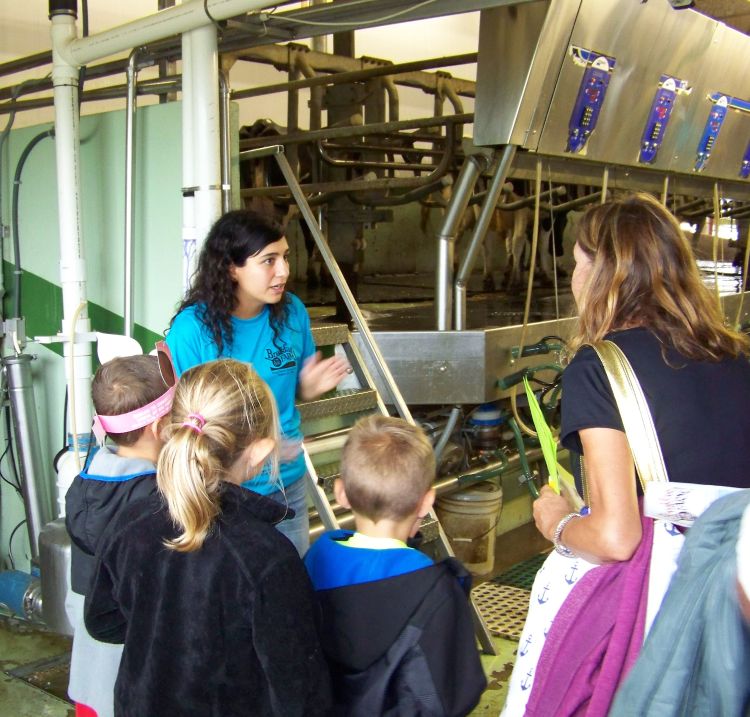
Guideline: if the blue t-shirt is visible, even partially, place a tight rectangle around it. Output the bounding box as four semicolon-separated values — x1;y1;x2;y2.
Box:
304;530;434;590
166;294;316;493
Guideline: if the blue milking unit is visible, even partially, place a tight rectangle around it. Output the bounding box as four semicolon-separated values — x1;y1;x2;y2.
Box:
695;95;729;172
639;76;691;164
695;94;750;173
566;47;616;154
741;140;750;180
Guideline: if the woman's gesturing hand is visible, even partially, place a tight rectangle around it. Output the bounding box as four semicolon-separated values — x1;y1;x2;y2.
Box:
298;351;351;401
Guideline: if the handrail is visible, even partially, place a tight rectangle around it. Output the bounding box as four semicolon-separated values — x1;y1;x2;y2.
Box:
263;144;414;422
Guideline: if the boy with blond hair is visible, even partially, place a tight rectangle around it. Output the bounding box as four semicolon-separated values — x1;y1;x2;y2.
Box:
304;414;486;717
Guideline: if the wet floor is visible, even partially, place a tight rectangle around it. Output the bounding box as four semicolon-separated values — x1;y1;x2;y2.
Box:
298;270;576;330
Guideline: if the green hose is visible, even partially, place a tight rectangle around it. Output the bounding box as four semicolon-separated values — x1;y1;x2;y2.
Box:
507;416;540;499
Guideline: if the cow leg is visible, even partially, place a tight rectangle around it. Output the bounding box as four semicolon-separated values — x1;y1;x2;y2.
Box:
482;232;496;291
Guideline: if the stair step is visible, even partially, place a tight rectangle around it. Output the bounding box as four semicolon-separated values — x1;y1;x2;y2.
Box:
314;462;341;493
297;388;378;421
310;322;349;347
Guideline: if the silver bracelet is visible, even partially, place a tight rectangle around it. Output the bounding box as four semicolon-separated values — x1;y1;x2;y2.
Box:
553;512;581;557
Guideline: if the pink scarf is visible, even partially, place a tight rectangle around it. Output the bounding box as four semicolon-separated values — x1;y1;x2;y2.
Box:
525;513;653;717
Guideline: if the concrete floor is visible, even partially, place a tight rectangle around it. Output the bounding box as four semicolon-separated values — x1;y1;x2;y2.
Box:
0;617;518;716
1;523;547;715
0;279;552;715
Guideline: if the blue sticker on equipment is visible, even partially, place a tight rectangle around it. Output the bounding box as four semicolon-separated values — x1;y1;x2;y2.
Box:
695;95;728;172
639;75;691;164
566;48;616;154
741;140;750;179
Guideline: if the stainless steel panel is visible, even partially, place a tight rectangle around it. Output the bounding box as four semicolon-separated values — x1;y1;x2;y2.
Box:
680;23;750;181
38;519;74;636
536;0;713;166
475;0;750;186
352;292;750;406
510;150;750;201
353;318;576;405
475;0;580;149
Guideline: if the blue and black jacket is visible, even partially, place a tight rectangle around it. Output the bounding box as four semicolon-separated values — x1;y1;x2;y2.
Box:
65;446;157;595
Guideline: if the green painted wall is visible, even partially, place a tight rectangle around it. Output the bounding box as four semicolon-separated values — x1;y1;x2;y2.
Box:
0;101;188;570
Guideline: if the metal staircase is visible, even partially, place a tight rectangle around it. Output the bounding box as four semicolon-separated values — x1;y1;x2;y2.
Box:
299;323;442;547
244;143;496;654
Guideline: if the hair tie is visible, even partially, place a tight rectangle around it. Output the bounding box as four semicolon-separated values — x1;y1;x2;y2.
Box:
182;412;206;434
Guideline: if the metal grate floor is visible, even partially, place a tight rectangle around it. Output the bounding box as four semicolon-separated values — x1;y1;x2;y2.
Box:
472;583;531;641
492;552;548;591
472;552;549;641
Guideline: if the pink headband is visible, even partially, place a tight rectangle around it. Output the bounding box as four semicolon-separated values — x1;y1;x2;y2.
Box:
182;413;206;434
92;340;177;444
92;385;176;443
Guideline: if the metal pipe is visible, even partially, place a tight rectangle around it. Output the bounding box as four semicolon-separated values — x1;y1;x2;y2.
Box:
435;154;488;331
318;142;430;172
492;187;563;211
455;145;517;331
322;141;445;158
1;77;182;115
124;48;141;338
239;112;474;149
181;29;196;291
295;53;323;132
355;176;451;207
539;190;601;213
0;51;53;79
190;24;222;262
382;76;399;123
241;130;455;198
231;52;478;101
271;147;414;423
673;197;709;214
59;0;278;68
219;70;231;213
3;355;54;561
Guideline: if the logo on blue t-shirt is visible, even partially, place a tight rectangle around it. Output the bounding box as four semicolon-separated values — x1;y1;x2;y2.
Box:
265;344;296;372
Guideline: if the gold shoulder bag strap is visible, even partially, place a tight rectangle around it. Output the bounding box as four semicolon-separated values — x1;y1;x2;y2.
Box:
589;340;669;490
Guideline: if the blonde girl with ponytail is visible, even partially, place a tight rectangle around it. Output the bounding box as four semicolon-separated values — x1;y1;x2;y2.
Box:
85;359;331;717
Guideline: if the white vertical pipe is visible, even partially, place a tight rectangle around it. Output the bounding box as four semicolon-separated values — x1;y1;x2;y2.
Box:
190;24;222;260
124;49;140;336
181;30;197;290
50;13;92;501
219;71;232;214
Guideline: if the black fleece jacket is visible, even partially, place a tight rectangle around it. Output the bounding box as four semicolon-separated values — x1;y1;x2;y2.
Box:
315;557;486;716
85;483;331;717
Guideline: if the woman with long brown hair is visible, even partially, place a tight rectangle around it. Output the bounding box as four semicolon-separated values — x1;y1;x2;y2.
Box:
535;192;750;562
503;192;750;717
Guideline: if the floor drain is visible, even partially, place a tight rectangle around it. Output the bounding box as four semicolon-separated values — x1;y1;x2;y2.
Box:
6;653;72;704
472;583;530;641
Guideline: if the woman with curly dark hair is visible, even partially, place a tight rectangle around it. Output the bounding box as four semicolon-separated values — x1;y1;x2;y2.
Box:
166;210;349;555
